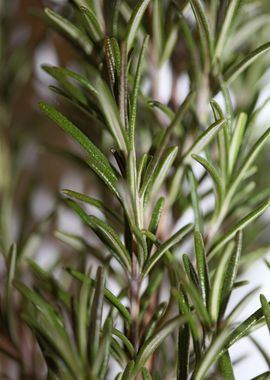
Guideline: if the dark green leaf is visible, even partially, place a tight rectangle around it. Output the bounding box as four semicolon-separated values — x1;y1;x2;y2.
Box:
225;42;270;84
194;230;210;307
88;267;104;363
134;316;185;374
125;0;151;53
219;231;242;318
260;294;270;337
80;6;104;43
209;200;270;258
143;223;193;277
142;367;152;380
39;102;119;197
218;350;235;380
68;269;131;324
66;199;131;271
183;119;226;164
44;8;92;55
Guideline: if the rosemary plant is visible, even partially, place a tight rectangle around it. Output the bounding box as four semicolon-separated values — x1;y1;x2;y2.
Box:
1;0;270;379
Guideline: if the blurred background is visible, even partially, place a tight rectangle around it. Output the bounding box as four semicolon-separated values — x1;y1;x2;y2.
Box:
1;1;270;379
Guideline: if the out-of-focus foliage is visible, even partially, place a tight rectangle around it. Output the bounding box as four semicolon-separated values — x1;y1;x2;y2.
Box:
1;0;270;379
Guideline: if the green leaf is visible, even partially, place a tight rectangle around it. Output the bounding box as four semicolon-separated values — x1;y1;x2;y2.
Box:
260;294;270;337
43;65;98;97
218;351;235;380
225;41;270;85
219;231;242;318
95;78;128;153
143;223;193;277
180;256;211;326
225;302;270;350
188;0;213;64
39;102;119;197
147;197;165;253
194;231;210;307
111;336;129;368
214;0;241;61
152;0;163;61
88;267;104;363
250;372;270;380
5;243;17;340
118;42;128;128
192;330;229;380
209;241;235;323
160;21;179;65
226;287;259;324
112;328;135;357
144;146;178;201
142;367;152;380
66;199;131;271
94;317;113;378
228;127;270;198
228;113;247;175
16;282;82;377
141;91;195;196
104;36;117;90
187;168;203;233
177;322;190;380
125;0;151;53
140;271;163;317
80;6;104;43
76;270;92;360
182;254;200;291
183;119;226;164
147;99;175;121
68;269;131;324
172;288;200;341
43;65;88;106
122;361;135;380
208;199;270;258
61;189;122;224
110;37;121;75
143;302;167;341
28;260;70;306
44;8;92;55
250;336;270;368
133;316;185;374
129;35;149;147
192;154;223;215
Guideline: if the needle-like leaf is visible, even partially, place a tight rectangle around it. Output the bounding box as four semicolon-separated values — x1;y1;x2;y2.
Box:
80;6;104;43
192;330;230;380
68;269;131;324
193;155;223;217
214;0;242;61
143;223;193;277
66;199;131;271
209;199;270;258
225;302;270;350
134;316;186;374
44;8;92;55
260;294;270;337
225;41;270;84
209;241;235;322
183;119;226;164
39;102;119;197
228;113;247;175
218;350;235;380
219;231;242;318
194;230;210;307
125;0;151;53
188;0;213;64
